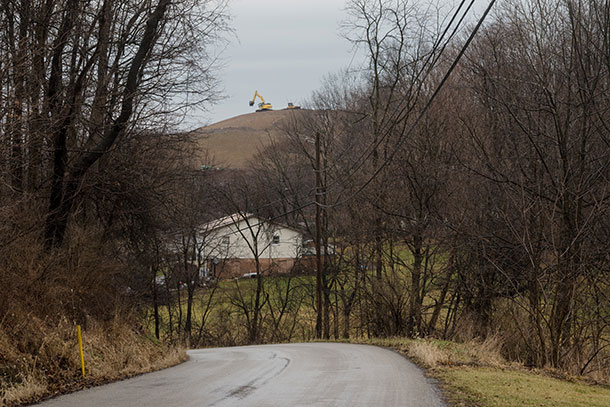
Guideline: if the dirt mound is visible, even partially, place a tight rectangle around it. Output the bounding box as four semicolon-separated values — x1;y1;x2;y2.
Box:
191;110;304;169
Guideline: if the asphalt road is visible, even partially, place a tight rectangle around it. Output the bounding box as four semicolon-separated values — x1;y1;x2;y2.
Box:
35;343;445;406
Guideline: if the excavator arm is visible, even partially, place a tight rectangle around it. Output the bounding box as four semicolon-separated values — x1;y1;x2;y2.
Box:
249;90;265;106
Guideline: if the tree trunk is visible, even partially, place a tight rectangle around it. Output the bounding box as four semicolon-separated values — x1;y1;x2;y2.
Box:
428;263;453;335
406;235;423;337
44;0;171;247
152;265;160;340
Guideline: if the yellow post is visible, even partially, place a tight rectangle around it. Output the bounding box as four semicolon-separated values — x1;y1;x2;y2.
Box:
77;325;85;378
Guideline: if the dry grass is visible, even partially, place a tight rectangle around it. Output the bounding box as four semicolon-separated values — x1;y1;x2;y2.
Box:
80;318;187;379
0;225;187;406
353;336;506;369
0;316;186;406
1;374;47;405
408;340;452;367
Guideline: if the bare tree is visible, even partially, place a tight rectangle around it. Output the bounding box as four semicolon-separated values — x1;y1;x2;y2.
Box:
458;0;610;369
0;0;229;246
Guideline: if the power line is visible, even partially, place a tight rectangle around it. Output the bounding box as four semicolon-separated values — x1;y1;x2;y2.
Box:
320;0;476;195
236;1;478;217
322;0;497;209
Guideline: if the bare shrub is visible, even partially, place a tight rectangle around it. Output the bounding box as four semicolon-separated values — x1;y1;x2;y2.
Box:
0;216;185;405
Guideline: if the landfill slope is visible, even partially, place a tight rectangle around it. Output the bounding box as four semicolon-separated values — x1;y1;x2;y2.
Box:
192;110;301;169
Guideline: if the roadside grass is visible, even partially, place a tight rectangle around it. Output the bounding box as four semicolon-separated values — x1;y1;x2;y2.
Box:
349;337;610;407
0;317;186;407
0;227;189;407
439;367;610;407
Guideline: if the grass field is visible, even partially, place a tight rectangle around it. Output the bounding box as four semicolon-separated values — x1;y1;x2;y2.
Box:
149;274;317;344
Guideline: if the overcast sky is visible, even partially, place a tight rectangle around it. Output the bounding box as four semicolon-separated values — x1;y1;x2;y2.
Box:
188;0;489;128
186;0;351;127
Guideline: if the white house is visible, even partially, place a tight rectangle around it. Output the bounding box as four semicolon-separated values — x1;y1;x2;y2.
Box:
198;213;312;278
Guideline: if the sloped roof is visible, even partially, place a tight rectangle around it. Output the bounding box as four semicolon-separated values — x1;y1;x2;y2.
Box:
199;213;305;236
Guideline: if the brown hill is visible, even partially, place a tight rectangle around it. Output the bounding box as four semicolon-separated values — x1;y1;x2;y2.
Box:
191;110;303;169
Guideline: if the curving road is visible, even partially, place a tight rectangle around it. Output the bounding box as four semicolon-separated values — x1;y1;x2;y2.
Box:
36;343;445;406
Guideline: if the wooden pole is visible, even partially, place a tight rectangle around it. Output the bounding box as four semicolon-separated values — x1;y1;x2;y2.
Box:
315;132;323;339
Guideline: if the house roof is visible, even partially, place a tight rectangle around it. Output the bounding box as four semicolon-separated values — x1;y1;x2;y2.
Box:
199;213;306;236
200;212;254;232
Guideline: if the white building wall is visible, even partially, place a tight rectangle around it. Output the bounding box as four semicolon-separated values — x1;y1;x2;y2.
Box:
200;216;302;261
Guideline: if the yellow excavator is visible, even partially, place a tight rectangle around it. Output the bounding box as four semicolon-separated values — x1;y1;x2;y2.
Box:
249;90;272;111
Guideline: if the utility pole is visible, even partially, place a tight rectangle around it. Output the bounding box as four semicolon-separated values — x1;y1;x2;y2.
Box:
315;132;323;339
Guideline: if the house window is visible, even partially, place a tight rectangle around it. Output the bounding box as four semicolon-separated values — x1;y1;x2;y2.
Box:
272;234;280;245
221;236;230;248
